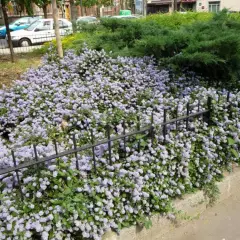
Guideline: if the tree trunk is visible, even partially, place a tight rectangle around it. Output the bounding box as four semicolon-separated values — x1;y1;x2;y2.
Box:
2;3;14;62
80;0;84;16
172;0;177;12
52;0;63;58
43;4;48;18
174;0;178;11
120;0;124;9
142;0;146;15
70;0;78;21
96;5;101;18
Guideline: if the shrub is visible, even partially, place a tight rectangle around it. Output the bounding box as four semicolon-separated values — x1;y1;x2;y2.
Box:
36;10;240;88
142;12;213;29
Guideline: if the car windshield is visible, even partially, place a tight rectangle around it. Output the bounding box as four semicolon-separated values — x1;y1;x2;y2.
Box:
25;20;41;31
12;17;29;25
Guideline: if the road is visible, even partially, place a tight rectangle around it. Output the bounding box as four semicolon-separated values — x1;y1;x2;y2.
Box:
163;190;240;240
0;39;42;54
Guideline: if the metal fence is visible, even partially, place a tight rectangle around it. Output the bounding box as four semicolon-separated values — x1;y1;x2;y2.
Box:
0;96;218;200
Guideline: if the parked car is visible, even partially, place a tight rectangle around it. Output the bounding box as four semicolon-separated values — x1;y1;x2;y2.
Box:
9;18;72;47
110;15;140;19
76;16;98;24
0;16;41;39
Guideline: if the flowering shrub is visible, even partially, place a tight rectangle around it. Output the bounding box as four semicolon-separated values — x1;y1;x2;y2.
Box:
0;48;239;240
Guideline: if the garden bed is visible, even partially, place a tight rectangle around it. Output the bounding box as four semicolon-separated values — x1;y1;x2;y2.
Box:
0;48;239;240
102;167;240;240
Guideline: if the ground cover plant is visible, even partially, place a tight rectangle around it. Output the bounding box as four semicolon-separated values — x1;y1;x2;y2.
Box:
0;47;239;239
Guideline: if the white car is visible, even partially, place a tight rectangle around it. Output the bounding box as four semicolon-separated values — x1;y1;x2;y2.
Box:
76;16;98;24
9;18;72;47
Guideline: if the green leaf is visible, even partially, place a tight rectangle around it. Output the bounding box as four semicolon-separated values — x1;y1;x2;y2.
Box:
144;220;152;229
54;214;59;223
228;137;235;146
140;140;148;147
0;108;7;116
118;223;122;230
231;149;239;158
73;196;83;202
64;187;72;195
136;134;146;140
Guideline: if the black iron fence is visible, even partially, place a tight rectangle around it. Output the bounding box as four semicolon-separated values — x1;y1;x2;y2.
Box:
0;96;218;200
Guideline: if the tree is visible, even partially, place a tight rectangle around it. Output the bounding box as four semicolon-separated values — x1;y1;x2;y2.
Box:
52;0;63;58
74;0;113;17
13;0;33;16
172;0;177;12
34;0;50;18
0;0;14;62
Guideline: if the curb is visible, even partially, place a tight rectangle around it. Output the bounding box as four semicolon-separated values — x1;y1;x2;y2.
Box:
102;167;240;240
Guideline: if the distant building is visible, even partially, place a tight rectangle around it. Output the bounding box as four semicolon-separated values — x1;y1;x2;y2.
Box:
147;0;197;14
147;0;240;14
196;0;240;12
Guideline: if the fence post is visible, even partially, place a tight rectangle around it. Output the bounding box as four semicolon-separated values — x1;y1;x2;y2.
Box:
53;139;59;166
107;124;112;165
33;144;40;170
150;110;154;146
198;99;200;112
137;116;141;152
227;92;232;119
123;121;127;160
72;135;80;171
227;91;230;102
11;150;23;201
163;109;167;144
207;96;212;125
91;129;96;173
186;102;190;130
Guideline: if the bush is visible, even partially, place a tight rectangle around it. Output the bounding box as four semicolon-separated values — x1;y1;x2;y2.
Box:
142;12;213;29
93;10;240;89
37;10;240;89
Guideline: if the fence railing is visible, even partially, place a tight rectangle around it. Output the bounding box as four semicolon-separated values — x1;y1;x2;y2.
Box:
0;34;56;55
0;96;216;200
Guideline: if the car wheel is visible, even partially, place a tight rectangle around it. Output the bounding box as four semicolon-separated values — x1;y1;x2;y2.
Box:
18;38;32;47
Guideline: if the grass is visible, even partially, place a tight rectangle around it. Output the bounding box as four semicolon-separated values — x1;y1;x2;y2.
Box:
0;53;42;88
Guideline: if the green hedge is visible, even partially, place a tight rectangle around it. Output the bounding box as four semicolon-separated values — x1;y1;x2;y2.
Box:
38;10;240;89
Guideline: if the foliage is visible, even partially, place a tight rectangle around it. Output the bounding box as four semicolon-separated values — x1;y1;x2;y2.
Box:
140;11;213;29
60;10;240;89
0;48;239;239
203;181;220;207
75;0;113;7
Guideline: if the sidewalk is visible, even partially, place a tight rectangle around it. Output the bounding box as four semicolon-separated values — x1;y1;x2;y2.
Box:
164;190;240;240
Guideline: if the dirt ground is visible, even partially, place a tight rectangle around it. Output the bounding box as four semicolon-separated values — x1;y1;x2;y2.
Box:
0;54;41;88
163;190;240;240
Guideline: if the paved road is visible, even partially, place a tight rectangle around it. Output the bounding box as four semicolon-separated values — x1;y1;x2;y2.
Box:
163;190;240;240
0;39;42;54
